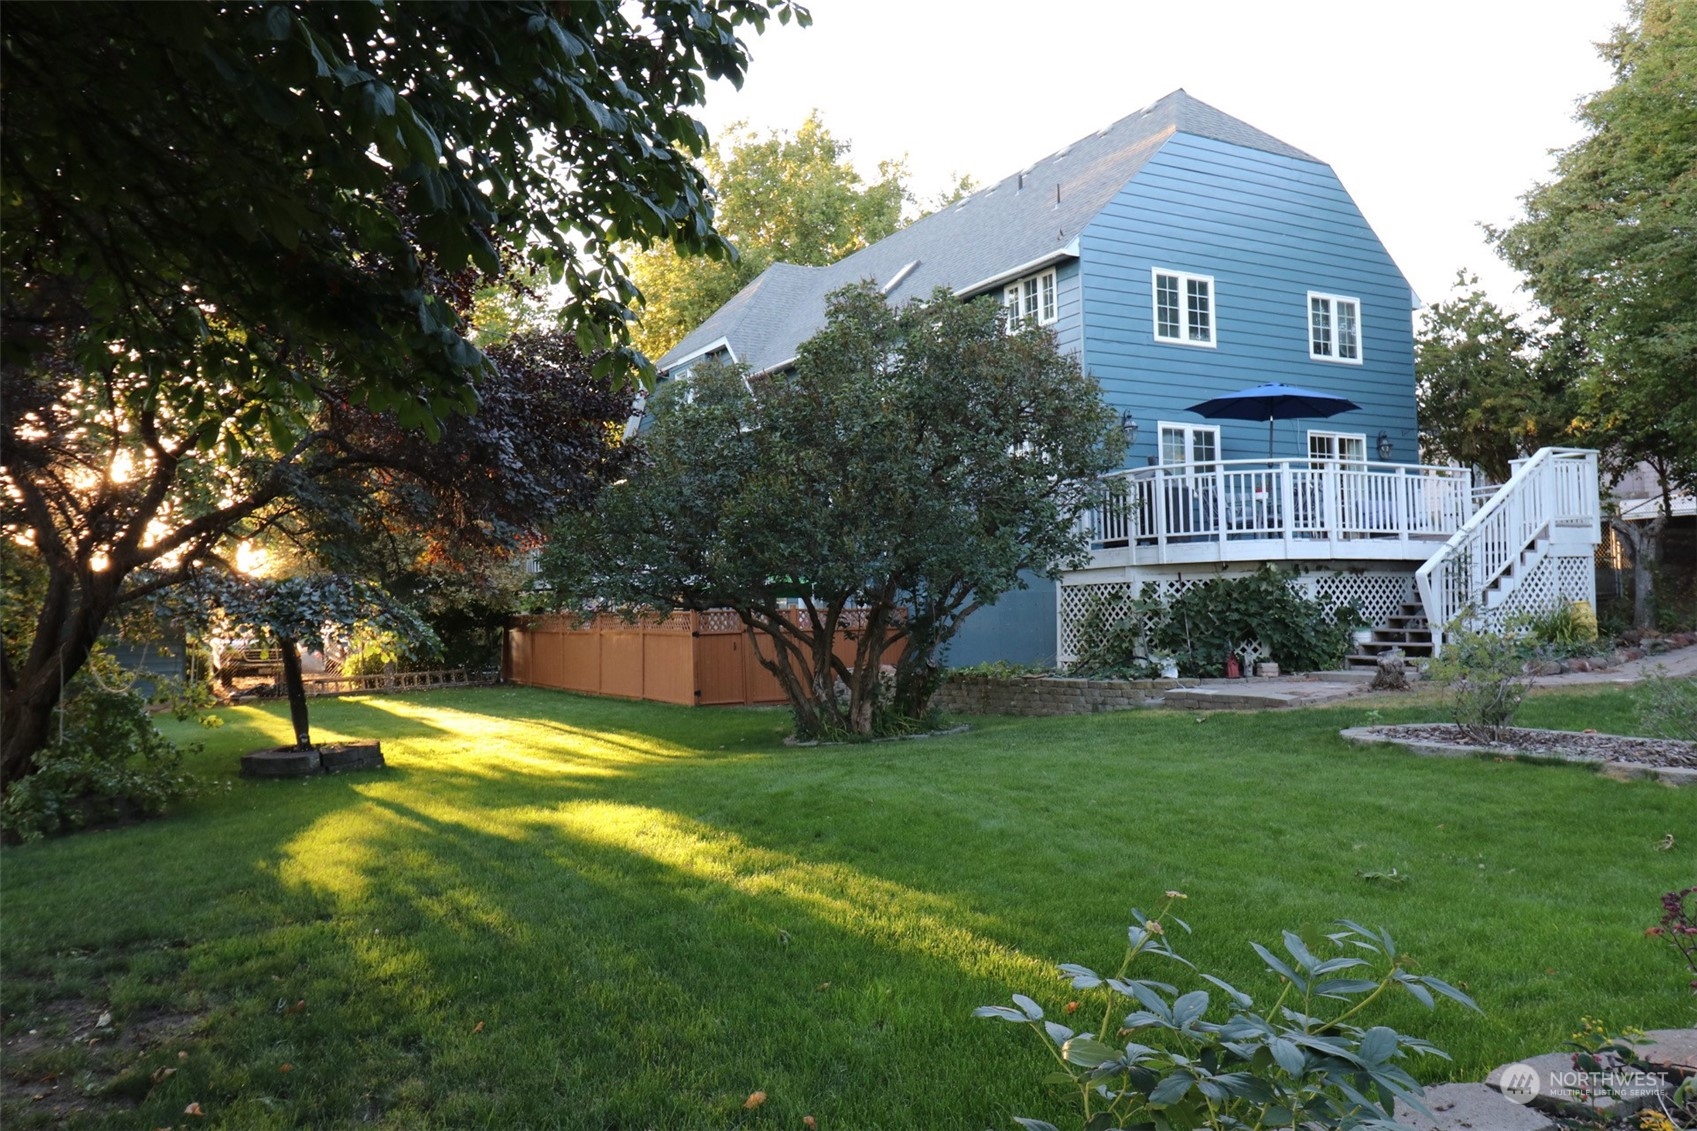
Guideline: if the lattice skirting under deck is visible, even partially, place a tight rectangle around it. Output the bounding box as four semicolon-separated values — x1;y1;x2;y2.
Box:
1057;567;1418;665
1468;550;1597;634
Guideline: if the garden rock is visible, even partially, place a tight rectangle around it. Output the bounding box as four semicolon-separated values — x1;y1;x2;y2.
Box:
1393;1082;1554;1131
1643;1027;1697;1074
1486;1052;1661;1119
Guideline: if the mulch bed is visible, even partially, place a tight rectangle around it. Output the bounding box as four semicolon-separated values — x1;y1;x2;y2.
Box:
1363;724;1697;769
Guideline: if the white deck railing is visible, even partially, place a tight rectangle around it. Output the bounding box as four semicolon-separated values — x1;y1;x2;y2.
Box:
1082;458;1472;553
1414;448;1600;647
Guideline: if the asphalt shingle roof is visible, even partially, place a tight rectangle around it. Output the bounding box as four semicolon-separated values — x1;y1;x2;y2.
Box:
657;90;1321;375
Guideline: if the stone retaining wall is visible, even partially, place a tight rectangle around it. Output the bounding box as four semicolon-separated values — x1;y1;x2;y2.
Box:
934;674;1180;717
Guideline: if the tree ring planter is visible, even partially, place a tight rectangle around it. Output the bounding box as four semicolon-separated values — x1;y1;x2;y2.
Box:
319;742;385;774
240;746;322;778
1339;725;1697;787
239;742;385;778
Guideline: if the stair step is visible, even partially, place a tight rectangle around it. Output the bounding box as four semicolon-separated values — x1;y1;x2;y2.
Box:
1352;643;1435;655
1345;647;1434;668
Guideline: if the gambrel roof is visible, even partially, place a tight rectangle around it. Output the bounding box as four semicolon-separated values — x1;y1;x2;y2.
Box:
658;89;1320;375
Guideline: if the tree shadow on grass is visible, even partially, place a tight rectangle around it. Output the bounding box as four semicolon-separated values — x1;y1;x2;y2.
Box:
238;786;1059;1129
10;689;1694;1127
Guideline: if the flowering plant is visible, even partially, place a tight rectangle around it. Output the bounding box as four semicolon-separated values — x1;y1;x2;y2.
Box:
1645;887;1697;996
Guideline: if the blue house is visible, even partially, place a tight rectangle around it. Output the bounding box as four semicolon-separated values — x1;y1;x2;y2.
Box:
657;91;1600;667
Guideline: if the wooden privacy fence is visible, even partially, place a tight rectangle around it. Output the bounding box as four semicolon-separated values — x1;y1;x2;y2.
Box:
505;609;900;707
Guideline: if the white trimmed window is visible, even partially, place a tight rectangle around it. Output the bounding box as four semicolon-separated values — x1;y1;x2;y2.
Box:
1002;268;1058;328
1152;268;1215;346
1158;422;1219;469
1307;292;1362;362
1307;430;1366;464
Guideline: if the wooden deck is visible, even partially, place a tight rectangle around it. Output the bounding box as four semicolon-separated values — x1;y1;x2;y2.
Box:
1079;458;1472;568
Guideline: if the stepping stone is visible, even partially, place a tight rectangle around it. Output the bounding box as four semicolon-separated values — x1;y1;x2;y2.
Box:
1393;1082;1555;1130
319;742;385;774
1487;1051;1665;1118
1162;689;1293;710
240;747;321;778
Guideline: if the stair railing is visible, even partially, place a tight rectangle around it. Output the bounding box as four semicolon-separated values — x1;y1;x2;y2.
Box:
1415;448;1599;653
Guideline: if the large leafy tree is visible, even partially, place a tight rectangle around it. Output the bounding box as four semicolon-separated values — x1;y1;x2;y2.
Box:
628;113;911;359
1490;0;1696;623
1414;274;1578;482
0;1;802;787
545;285;1124;738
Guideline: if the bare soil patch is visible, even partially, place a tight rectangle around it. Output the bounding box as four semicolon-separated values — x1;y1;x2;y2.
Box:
1;997;205;1128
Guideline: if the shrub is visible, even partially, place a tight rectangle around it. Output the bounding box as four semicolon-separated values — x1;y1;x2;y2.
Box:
1518;597;1600;657
1637;668;1697;744
1;674;198;843
1430;625;1533;742
951;660;1055;679
1143;568;1360;678
976;894;1478;1131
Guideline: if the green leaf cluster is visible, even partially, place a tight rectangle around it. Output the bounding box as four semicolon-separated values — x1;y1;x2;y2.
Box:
1130;569;1361;678
1429;624;1535;742
628;112;911;360
0;657;197;843
191;574;439;666
1;1;804;786
1414;275;1578;482
1636;669;1697;743
977;896;1479;1131
3;1;812;423
1490;0;1697;496
544;283;1124;737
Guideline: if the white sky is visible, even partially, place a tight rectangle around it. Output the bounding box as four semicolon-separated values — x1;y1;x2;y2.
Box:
696;0;1624;315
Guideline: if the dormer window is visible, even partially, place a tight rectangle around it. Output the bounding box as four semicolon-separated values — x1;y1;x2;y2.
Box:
1003;268;1057;328
1308;292;1362;362
1152;268;1214;346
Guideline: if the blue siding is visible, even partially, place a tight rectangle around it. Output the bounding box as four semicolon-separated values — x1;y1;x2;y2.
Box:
965;258;1084;355
944;573;1056;669
1079;135;1419;466
1050;259;1085;357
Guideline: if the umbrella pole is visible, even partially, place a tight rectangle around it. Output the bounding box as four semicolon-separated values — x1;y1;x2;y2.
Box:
1267;416;1275;460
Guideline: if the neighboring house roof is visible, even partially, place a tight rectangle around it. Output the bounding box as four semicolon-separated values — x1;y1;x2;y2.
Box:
657;89;1321;376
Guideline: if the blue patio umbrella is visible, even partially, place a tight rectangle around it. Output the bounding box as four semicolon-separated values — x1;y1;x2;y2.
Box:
1185;382;1361;457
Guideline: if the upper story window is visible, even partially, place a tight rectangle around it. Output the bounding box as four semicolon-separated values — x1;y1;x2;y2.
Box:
1002;268;1058;328
1308;292;1362;363
1152;268;1214;346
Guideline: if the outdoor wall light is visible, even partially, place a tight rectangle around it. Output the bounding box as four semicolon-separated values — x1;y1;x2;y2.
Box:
1376;430;1394;461
1121;411;1139;445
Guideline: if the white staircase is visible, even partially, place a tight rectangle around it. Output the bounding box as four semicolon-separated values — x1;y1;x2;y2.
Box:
1415;448;1601;655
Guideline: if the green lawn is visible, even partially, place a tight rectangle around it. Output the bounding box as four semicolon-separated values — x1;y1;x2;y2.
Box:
2;685;1693;1129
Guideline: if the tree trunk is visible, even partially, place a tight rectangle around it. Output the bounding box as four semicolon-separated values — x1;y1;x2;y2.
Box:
1607;514;1666;629
742;616;822;738
1;680;59;790
277;637;313;750
1;570;113;792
